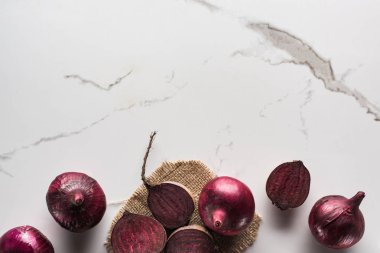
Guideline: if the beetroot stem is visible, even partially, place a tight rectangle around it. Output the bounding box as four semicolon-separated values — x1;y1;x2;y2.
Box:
141;131;157;188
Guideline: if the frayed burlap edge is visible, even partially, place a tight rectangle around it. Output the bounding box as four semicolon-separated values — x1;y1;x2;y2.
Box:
105;160;262;253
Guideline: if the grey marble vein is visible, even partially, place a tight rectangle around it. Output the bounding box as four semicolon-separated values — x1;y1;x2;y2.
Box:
65;69;133;91
338;65;363;84
139;81;188;107
214;124;234;172
217;124;232;134
0;114;111;162
246;23;380;121
114;104;137;113
0;154;11;161
259;93;289;118
188;0;219;12
203;57;212;65
139;96;172;107
215;142;233;157
299;83;314;139
166;71;175;83
0;166;13;178
0;78;188;172
214;141;233;172
185;0;380;121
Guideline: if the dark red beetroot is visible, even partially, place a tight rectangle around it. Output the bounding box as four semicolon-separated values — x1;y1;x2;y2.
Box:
141;132;195;229
165;225;217;253
266;161;310;210
198;176;255;236
145;181;195;229
0;225;54;253
309;191;365;249
111;212;167;253
46;172;106;233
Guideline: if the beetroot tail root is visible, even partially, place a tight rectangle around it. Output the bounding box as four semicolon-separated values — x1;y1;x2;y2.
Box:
141;131;195;229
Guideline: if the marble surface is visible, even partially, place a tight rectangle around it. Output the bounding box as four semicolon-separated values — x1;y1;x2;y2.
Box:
1;1;380;252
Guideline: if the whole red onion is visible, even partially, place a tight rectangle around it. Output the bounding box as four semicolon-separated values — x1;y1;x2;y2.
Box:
309;191;365;249
0;225;54;253
46;172;106;233
111;212;167;253
198;176;255;236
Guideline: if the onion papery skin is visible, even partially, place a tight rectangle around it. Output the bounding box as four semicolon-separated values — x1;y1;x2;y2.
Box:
266;161;310;210
147;182;195;229
111;212;167;253
46;172;106;233
198;176;255;236
0;226;54;253
308;192;365;249
165;225;217;253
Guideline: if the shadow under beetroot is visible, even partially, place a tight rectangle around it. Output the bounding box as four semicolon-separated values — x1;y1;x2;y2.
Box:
265;201;300;229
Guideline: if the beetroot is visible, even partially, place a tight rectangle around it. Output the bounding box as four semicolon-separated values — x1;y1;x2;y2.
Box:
165;225;217;253
266;161;310;210
141;132;195;229
111;212;167;253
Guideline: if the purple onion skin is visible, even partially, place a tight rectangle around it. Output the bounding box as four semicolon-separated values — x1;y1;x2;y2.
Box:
147;182;195;229
266;161;310;210
111;212;167;253
165;225;217;253
309;191;365;249
0;226;54;253
46;172;106;233
198;176;255;236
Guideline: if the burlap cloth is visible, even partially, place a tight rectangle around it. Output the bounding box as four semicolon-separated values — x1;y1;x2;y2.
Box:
105;160;261;253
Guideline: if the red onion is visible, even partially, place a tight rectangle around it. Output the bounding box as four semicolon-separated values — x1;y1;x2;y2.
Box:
111;212;167;253
198;176;255;236
266;161;310;210
165;225;217;253
309;191;365;249
46;172;106;233
0;225;54;253
141;132;195;229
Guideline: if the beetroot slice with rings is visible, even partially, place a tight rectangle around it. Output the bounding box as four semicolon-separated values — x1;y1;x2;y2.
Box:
165;225;218;253
111;212;167;253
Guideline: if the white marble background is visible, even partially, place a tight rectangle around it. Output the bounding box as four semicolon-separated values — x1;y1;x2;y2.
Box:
1;0;379;252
